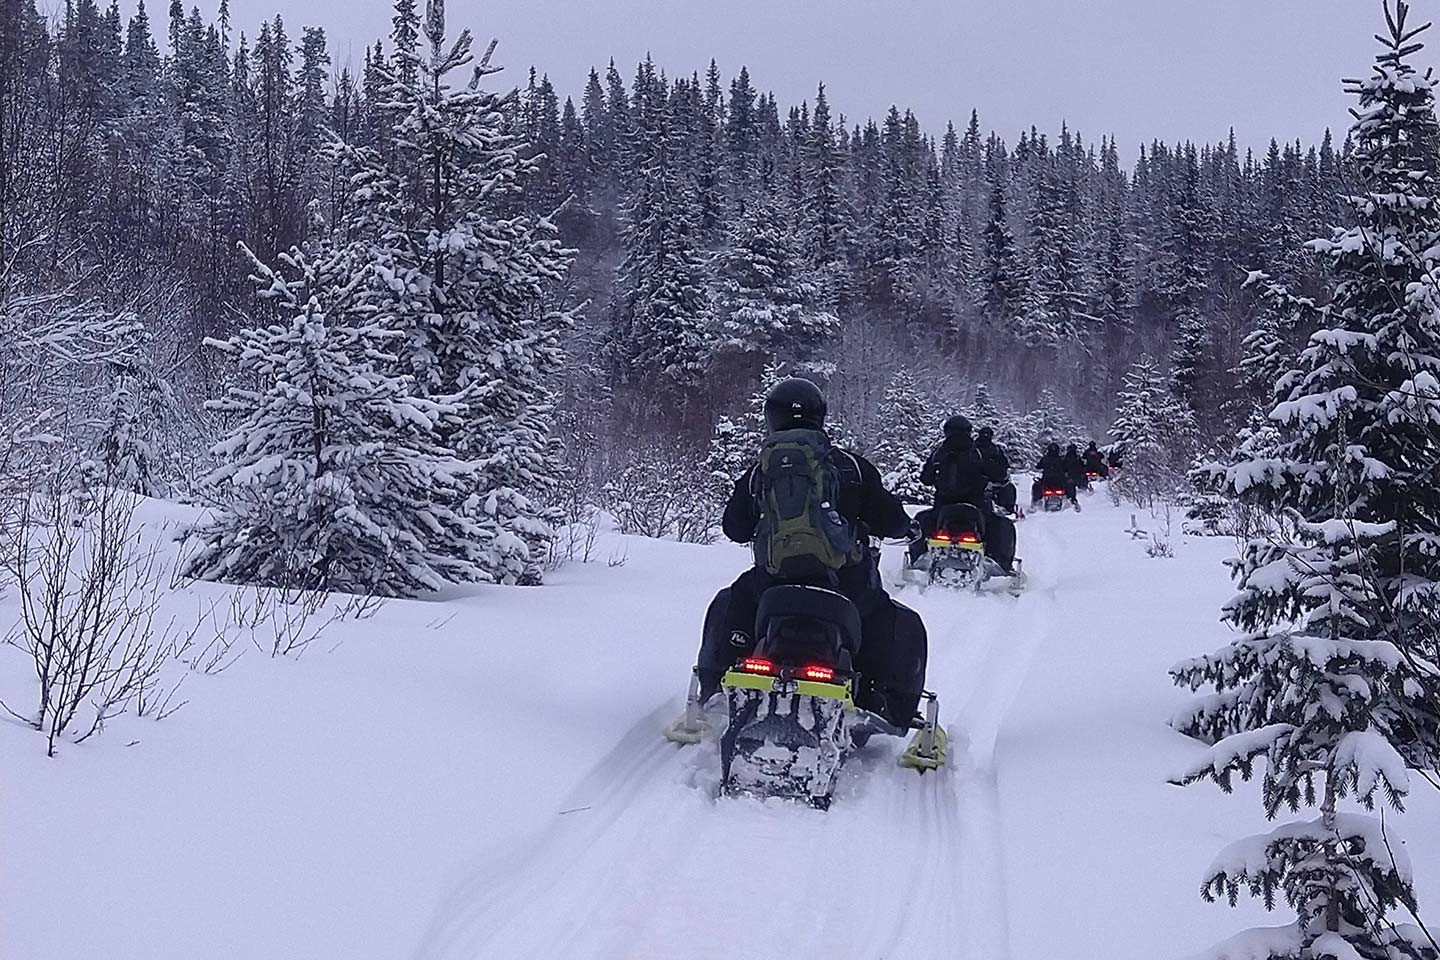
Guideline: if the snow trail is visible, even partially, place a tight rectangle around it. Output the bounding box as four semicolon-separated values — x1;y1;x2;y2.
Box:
416;507;1075;960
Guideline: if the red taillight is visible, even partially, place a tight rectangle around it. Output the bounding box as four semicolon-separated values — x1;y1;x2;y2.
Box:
740;657;774;675
931;531;952;543
1086;472;1100;479
1044;489;1064;496
800;664;835;682
959;532;979;544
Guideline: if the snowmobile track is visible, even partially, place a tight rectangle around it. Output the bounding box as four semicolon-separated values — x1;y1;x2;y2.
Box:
416;519;1073;960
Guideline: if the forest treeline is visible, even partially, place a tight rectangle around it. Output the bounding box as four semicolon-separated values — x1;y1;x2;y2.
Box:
1;0;1350;473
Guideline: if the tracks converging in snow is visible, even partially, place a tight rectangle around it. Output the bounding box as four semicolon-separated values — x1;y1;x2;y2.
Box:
415;506;1079;960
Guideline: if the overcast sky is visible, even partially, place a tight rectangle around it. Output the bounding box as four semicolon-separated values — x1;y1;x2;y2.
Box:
136;0;1415;157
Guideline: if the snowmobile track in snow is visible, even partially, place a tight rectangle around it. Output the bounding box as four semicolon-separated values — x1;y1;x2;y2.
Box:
415;518;1074;960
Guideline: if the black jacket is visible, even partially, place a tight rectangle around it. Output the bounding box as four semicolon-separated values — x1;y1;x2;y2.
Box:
1062;451;1086;483
1036;451;1067;483
922;435;1006;508
976;438;1011;476
1082;449;1106;473
722;446;911;548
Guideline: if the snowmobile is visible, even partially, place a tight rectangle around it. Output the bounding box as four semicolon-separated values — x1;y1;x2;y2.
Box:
1039;485;1067;512
901;504;1027;595
666;584;946;810
905;503;988;589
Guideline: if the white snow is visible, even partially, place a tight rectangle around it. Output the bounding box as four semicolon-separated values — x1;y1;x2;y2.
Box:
3;492;1437;959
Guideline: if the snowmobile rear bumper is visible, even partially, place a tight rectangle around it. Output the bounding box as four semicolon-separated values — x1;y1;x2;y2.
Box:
719;668;855;706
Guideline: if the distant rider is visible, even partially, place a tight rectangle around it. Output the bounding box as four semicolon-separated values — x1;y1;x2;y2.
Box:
976;425;1019;516
1031;442;1079;509
912;416;1018;574
1063;443;1088;492
694;378;927;730
1082;441;1109;479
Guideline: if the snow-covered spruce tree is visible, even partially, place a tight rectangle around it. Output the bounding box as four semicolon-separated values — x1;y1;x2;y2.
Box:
607;58;710;422
82;326;174;498
186;242;492;596
1026;159;1088;350
1024;388;1083;463
703;368;773;506
967;381;1025;464
1107;356;1197;511
346;0;573;584
872;370;934;504
707;173;839;373
1170;6;1440;956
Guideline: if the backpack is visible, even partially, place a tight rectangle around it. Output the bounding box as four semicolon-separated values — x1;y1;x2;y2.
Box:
750;429;863;580
936;443;986;503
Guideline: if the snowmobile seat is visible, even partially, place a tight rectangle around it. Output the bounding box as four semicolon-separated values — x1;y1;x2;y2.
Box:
934;502;987;540
754;584;862;665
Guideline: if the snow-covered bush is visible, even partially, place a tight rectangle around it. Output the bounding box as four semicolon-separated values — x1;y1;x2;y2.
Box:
186;243;494;597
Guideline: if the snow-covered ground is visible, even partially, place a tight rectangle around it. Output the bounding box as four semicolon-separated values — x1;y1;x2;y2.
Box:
3;491;1437;959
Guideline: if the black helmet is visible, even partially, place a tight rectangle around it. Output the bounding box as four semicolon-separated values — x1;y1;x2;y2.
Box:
763;377;826;432
1065;443;1078;456
977;425;994;443
1046;442;1060;456
943;415;972;440
1086;440;1099;451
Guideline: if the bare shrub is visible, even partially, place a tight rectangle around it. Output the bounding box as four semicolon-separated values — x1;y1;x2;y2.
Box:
599;441;715;544
0;485;182;755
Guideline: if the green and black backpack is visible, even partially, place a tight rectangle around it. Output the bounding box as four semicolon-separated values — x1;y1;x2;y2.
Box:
750;428;864;580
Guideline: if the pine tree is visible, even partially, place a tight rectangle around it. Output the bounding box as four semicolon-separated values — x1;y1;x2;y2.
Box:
83;322;172;498
608;60;709;420
966;381;1024;462
1024;388;1082;463
390;0;418;85
186;242;492;596
1025;158;1087;348
980;158;1028;327
1172;14;1440;941
708;171;838;370
703;368;774;504
1107;356;1196;509
343;0;574;583
802;83;849;278
872;370;933;503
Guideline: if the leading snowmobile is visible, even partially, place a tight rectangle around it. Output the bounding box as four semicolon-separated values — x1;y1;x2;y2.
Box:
666;582;946;808
903;502;1025;594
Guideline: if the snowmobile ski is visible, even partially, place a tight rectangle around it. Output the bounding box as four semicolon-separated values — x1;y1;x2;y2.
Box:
898;692;947;772
663;669;710;745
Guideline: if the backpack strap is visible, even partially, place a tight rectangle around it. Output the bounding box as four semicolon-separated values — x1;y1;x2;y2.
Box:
832;448;862;488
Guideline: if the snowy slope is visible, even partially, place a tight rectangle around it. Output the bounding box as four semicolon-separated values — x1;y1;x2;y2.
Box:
3;492;1437;960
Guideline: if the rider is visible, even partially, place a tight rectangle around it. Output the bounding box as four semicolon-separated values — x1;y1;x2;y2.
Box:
1031;442;1079;508
913;416;1018;574
1063;443;1088;492
1082;441;1109;479
695;378;927;730
976;425;1018;516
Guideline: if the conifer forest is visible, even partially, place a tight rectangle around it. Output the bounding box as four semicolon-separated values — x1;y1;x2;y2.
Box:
4;1;1440;957
1;0;1369;541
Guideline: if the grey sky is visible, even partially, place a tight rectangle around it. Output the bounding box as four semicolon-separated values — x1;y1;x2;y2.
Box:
158;0;1408;156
